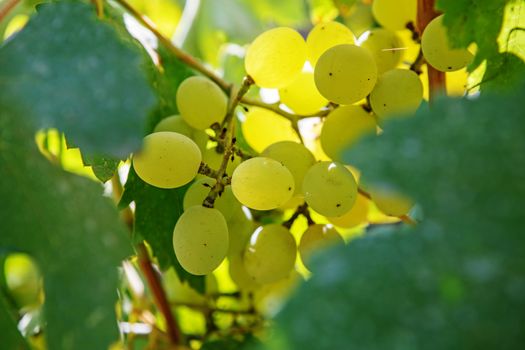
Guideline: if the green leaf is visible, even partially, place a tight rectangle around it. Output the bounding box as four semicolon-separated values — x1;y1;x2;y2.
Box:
0;1;155;158
81;154;120;183
202;335;262;350
120;168;205;293
0;109;131;350
0;294;29;350
275;85;525;349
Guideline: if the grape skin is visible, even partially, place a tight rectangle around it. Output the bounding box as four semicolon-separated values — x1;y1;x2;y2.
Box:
132;132;201;189
231;157;295;210
299;224;344;269
183;178;239;221
245;27;307;88
306;21;355;66
314;44;378;105
421;15;473;72
176;76;228;130
154;115;209;151
372;0;417;31
360;29;403;74
369;69;423;118
244;224;297;284
320;105;377;161
279;72;328;115
173;206;229;275
261;141;316;195
302;161;358;217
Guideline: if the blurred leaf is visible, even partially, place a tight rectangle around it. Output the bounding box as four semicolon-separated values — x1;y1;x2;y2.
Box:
275;84;525;349
0;294;29;350
482;52;525;92
242;0;309;27
0;109;131;349
119;168;205;293
0;1;155;158
436;0;510;68
202;335;262;350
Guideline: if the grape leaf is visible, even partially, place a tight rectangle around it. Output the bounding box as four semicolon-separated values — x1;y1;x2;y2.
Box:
0;294;29;350
0;109;131;350
81;154;120;183
119;168;205;293
0;1;155;158
274;84;525;349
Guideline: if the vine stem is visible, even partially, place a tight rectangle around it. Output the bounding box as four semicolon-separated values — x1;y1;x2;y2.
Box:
417;0;446;102
0;0;21;23
111;174;182;345
203;76;254;208
113;0;230;92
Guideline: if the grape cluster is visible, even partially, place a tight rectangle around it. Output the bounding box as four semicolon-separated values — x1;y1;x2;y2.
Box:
130;8;472;293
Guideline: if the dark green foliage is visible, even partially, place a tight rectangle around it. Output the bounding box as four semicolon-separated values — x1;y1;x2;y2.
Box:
274;84;525;349
0;1;155;158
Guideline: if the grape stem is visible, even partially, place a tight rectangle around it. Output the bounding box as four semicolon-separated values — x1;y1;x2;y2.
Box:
202;76;254;208
111;174;182;346
409;48;425;75
282;203;314;228
417;0;446;102
170;302;256;315
0;0;21;24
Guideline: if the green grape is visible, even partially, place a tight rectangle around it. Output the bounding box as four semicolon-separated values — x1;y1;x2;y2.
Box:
370;186;414;217
344;2;374;38
231;157;295;210
421;15;473;72
314;44;377;105
242;107;300;153
227;206;255;257
176;76;228;130
306;21;355;66
133;132;202;189
320;105;377;161
173;206;229;275
327;193;369;228
360;29;403;74
243;224;297;284
299;224;344;269
369;69;423;118
202;146;241;177
261;141;316;195
228;254;260;291
302;161;358;217
183;178;239;221
245;27;307;88
279;72;328;115
372;0;417;31
4;253;42;308
154;115;209;151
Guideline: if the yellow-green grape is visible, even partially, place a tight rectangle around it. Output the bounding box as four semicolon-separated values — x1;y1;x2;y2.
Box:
278;72;328;115
372;0;417;31
202;146;240;177
369;69;423;118
243;224;297;284
242;107;300;153
154;115;209;151
344;2;374;38
228;254;260;291
327;193;370;228
173;206;229;275
421;15;473;72
4;253;42;308
320;105;377;161
176;76;228;130
245;27;307;88
360;29;403;74
302;161;358;217
299;224;344;269
261;141;316;195
306;21;355;66
370;186;414;217
227;207;255;257
133;132;201;189
314;44;377;105
254;271;302;316
231;157;295;210
183;178;239;221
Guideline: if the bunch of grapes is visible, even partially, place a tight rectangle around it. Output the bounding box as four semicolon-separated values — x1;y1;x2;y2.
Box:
130;6;473;297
